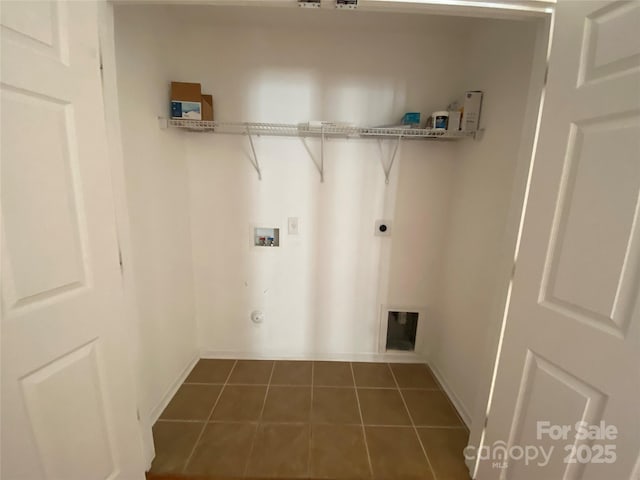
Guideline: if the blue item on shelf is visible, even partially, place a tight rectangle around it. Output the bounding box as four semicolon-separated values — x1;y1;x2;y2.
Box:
401;112;421;127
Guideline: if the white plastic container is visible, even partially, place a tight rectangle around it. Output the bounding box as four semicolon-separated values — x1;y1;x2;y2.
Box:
447;111;462;131
432;111;449;130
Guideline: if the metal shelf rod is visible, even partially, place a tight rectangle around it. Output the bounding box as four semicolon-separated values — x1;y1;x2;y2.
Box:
159;118;476;140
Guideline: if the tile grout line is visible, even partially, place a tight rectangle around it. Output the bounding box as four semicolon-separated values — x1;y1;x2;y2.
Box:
182;359;238;474
242;360;276;478
183;381;440;390
155;419;210;423
387;363;439;480
350;362;374;479
157;418;468;428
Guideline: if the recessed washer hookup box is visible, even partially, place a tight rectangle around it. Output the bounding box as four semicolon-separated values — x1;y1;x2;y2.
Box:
171;81;202;120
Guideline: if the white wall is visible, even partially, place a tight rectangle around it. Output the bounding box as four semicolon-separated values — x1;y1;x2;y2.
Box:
426;19;539;422
161;6;473;357
114;7;198;434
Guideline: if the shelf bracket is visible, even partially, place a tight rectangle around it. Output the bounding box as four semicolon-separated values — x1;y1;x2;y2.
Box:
378;135;402;185
300;125;325;182
246;125;262;180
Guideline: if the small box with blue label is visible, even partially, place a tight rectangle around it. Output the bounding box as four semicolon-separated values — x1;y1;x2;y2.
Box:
170;81;202;120
171;101;201;120
401;112;421;127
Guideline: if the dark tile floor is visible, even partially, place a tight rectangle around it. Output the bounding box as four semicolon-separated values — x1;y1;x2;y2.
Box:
150;360;471;480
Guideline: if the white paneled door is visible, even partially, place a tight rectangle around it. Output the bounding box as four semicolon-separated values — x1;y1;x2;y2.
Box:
1;1;144;479
476;1;640;479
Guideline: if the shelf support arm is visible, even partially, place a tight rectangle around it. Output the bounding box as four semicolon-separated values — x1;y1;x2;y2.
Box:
246;125;262;180
300;125;325;182
321;125;325;182
378;135;402;185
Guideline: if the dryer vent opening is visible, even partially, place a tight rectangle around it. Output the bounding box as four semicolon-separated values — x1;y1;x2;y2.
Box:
386;311;419;351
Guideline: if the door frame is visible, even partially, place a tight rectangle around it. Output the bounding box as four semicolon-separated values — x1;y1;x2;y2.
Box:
96;1;154;469
464;13;553;478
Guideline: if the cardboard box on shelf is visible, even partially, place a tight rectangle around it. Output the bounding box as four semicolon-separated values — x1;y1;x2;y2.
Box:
201;94;213;121
462;91;483;132
171;81;202;120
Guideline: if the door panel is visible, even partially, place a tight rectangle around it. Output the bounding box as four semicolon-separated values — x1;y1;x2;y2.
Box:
2;86;87;308
477;1;640;479
507;352;607;480
540;113;640;337
0;0;68;63
577;1;640;86
1;1;144;479
21;341;115;480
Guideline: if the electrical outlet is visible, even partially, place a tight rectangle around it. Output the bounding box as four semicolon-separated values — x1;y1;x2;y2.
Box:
288;217;299;235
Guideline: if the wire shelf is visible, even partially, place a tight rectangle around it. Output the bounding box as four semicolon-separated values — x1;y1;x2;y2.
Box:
158;118;481;183
160;118;475;140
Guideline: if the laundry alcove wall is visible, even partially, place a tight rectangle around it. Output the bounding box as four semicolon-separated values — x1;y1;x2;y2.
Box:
111;2;543;465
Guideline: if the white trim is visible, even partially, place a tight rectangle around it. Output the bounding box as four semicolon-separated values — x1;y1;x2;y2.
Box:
112;0;554;19
199;349;425;364
97;1;149;473
463;15;553;478
148;352;199;425
428;361;472;428
362;0;554;17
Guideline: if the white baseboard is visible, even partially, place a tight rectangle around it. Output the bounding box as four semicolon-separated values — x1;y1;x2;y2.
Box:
427;361;471;428
199;349;427;363
149;352;199;425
